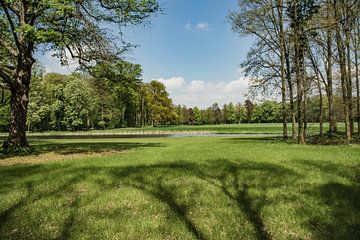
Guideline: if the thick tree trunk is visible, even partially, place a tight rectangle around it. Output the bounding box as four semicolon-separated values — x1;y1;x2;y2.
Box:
2;54;34;149
3;86;30;149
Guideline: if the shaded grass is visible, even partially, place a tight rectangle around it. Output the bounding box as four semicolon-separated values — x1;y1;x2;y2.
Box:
0;139;163;160
0;137;359;239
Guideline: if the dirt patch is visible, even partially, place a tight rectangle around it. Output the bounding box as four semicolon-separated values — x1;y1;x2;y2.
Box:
0;150;123;166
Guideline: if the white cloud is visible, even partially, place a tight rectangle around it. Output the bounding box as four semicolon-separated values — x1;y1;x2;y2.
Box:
157;76;185;90
188;80;205;92
153;76;249;108
224;77;249;93
196;22;212;31
185;22;213;31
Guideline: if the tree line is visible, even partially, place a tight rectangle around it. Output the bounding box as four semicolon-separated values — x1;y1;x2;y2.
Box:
230;0;360;143
1;67;349;131
0;61;176;132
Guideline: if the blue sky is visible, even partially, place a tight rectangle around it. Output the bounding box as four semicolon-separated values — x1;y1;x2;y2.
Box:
39;0;254;108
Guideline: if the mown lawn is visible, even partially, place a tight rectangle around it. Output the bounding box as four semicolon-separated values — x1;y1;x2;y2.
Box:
0;137;359;239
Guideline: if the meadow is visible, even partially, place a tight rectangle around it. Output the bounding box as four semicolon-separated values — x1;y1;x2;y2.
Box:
0;136;359;239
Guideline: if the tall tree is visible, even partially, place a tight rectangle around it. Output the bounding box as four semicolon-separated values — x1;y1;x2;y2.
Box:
229;0;291;139
287;0;319;144
0;0;160;149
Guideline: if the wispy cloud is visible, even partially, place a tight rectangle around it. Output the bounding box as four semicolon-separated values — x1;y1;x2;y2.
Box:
196;22;212;31
185;22;213;31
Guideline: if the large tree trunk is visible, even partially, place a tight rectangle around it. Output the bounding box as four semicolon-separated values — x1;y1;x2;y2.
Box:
3;83;30;149
2;53;34;149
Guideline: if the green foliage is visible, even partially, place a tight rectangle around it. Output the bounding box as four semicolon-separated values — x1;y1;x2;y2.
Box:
142;80;176;126
252;101;281;123
0;89;10;131
193;107;201;124
1;0;161;66
62;76;96;130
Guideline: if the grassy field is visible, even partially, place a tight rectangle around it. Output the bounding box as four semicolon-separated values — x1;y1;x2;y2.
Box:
0;123;355;136
0;136;360;239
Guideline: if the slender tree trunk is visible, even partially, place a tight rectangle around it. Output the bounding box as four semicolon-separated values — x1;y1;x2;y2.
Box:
303;74;308;139
277;0;287;140
346;32;354;136
285;49;296;140
294;24;305;143
355;23;360;136
318;78;324;136
333;0;351;142
326;23;336;135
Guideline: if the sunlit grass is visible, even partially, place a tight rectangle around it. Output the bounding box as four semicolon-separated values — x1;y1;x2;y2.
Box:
0;122;355;137
1;137;359;239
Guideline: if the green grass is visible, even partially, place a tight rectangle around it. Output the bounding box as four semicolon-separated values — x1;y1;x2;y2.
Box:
0;122;354;136
0;137;360;239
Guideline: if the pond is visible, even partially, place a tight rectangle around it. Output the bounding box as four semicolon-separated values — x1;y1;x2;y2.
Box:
0;133;280;140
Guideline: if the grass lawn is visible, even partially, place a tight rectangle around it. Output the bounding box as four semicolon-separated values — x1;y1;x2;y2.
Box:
0;136;359;239
0;122;356;137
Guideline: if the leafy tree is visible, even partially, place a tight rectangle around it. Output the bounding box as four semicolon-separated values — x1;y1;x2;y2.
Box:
227;103;236;124
0;0;161;148
212;103;222;124
143;81;175;126
27;65;52;131
91;60;143;127
235;103;246;124
188;108;195;125
252;101;281;123
244;100;254;123
193;107;201;124
62;76;96;130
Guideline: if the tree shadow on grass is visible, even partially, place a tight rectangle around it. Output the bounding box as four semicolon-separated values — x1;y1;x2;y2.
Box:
0;141;163;160
222;136;283;143
0;158;298;239
1;157;358;239
298;160;360;240
308;182;360;240
107;160;299;239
